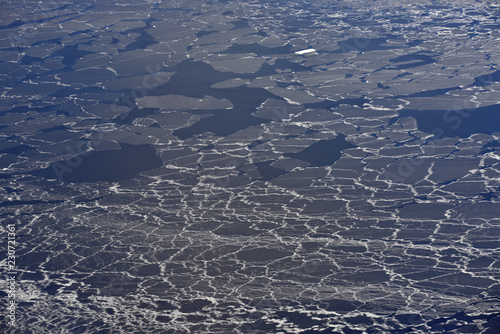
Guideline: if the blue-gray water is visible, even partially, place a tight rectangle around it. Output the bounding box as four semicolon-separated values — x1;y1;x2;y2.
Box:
1;0;499;333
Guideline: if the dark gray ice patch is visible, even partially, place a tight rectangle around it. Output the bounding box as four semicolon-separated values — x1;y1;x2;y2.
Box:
388;51;437;69
0;19;24;30
334;36;399;53
0;199;65;208
253;160;287;181
179;299;212;313
222;42;291;56
340;270;390;283
284;134;356;167
398;86;460;98
0;144;35;155
398;202;453;220
118;17;158;53
236;247;292;262
32;129;82;143
472;69;500;87
324;298;362;312
20;55;44;65
397;104;500;138
195;30;216;38
29;143;162;183
172;109;270;138
50;44;94;66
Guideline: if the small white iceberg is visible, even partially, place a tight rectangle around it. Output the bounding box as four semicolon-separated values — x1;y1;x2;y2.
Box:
294;48;317;55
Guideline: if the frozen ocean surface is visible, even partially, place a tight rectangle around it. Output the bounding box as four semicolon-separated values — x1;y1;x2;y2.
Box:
0;0;499;333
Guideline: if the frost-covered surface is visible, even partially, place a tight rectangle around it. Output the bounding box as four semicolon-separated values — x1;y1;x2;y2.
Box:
0;0;499;333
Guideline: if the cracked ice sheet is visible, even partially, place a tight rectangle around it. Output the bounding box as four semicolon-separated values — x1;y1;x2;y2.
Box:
0;0;499;333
